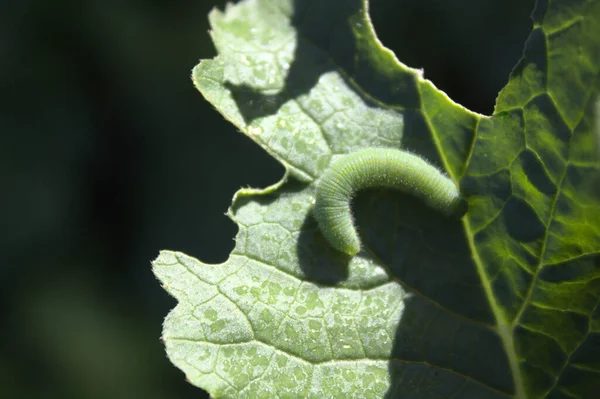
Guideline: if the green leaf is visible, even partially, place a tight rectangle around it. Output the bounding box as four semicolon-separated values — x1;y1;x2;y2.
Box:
152;0;600;397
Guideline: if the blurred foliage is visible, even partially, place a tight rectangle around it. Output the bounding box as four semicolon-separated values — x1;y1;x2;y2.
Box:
1;0;533;397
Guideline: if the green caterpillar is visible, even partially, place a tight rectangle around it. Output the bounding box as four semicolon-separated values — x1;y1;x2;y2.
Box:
314;148;467;255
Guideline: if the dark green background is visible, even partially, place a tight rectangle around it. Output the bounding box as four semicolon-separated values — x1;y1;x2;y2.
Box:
1;0;534;397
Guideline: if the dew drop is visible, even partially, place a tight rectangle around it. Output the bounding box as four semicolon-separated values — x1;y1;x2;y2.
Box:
308;320;322;332
248;125;263;136
235;285;249;295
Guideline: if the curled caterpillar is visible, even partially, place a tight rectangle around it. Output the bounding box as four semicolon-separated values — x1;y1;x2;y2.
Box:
314;148;467;255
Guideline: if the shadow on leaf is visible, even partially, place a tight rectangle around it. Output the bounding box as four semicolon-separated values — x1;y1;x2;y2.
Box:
227;0;421;126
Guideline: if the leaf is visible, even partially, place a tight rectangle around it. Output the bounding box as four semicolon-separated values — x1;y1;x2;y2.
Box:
152;0;600;397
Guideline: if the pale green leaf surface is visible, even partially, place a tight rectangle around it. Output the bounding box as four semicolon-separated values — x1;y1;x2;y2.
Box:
153;0;600;397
